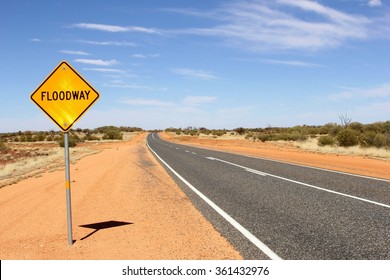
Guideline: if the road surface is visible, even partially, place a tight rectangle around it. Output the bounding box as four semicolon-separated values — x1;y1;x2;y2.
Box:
147;133;390;260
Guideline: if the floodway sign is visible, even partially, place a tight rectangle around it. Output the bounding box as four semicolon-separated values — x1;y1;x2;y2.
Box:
31;61;100;132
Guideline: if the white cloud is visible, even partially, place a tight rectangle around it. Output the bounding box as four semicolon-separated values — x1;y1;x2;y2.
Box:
60;50;89;55
83;68;125;73
71;23;161;34
172;68;219;80
120;98;174;106
367;0;382;7
74;59;118;66
81;40;136;47
104;81;167;91
182;96;217;106
327;83;390;101
261;59;324;67
171;0;372;52
30;38;42;42
132;54;160;58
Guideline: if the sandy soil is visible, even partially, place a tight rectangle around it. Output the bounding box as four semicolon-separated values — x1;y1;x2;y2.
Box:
160;132;390;180
2;130;389;260
0;133;242;260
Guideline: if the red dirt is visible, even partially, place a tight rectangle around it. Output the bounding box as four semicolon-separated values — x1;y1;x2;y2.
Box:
0;133;242;260
160;132;390;180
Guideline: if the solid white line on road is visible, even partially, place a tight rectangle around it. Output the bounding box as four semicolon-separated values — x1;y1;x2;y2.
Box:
147;138;282;260
207;157;390;209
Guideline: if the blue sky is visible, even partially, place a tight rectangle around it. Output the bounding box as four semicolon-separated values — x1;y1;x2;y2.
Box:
1;0;390;132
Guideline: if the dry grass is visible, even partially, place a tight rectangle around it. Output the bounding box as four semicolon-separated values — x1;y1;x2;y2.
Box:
0;142;101;188
167;131;390;160
293;138;390;160
0;132;141;188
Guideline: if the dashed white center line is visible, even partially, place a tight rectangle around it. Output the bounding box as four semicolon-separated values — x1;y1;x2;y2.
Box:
206;156;390;209
147;138;282;260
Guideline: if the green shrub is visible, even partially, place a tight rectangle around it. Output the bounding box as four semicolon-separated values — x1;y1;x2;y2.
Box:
57;135;78;148
212;130;225;137
234;127;246;135
349;122;364;133
0;139;7;151
83;134;101;141
102;129;123;140
318;135;335;146
337;129;359;147
256;134;271;142
373;133;387;148
359;131;376;147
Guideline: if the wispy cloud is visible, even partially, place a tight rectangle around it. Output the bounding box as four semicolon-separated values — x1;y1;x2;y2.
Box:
60;50;90;55
70;23;161;34
131;54;160;58
170;0;373;52
261;59;324;67
120;98;174;106
327;83;390;101
172;68;219;80
74;59;118;66
83;68;125;74
30;38;42;42
104;81;167;91
81;40;136;47
367;0;382;7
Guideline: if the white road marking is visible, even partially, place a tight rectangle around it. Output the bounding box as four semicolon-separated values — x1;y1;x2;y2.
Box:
207;157;390;209
192;152;197;155
185;150;190;153
147;139;282;260
245;168;267;176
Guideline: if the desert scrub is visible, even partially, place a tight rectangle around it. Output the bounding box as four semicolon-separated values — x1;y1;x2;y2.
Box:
0;139;8;151
373;133;387;148
337;129;359;147
102;129;123;140
317;135;336;146
57;135;78;147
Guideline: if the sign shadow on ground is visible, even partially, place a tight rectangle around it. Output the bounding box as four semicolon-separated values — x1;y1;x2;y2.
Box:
79;220;133;241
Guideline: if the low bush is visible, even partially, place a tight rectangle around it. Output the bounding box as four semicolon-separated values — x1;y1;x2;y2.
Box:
359;131;376;147
57;135;78;148
337;129;359;147
0;139;7;151
318;135;336;146
102;129;123;140
373;133;387;148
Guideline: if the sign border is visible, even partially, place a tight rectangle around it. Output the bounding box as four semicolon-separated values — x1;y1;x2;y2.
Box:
30;60;100;132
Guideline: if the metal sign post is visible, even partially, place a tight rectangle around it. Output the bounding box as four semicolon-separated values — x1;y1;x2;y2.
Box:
64;132;73;245
30;61;100;245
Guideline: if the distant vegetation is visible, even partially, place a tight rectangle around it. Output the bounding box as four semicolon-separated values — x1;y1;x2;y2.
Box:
0;126;143;148
2;121;390;150
165;121;390;149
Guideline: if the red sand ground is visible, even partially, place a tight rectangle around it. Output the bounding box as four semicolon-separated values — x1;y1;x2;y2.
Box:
0;133;242;259
160;132;390;180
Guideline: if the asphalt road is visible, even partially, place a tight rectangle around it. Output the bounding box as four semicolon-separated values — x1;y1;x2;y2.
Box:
146;133;390;260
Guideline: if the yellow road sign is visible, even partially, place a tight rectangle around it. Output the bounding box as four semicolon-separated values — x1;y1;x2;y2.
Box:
31;61;100;131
